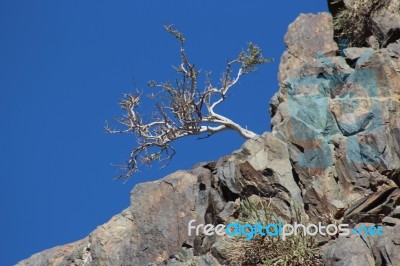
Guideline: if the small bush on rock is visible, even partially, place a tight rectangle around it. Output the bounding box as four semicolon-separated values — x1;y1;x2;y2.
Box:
224;197;323;266
333;0;386;47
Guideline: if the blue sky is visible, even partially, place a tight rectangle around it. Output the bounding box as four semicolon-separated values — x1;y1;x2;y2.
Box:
0;1;328;265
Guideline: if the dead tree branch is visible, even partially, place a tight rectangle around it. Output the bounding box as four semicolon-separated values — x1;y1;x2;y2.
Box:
106;24;273;179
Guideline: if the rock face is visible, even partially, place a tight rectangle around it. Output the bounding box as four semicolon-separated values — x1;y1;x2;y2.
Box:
271;11;400;222
270;7;400;265
18;2;400;266
17;133;298;266
328;0;400;47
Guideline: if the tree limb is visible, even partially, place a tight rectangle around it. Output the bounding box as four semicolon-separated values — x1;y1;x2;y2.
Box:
106;24;273;179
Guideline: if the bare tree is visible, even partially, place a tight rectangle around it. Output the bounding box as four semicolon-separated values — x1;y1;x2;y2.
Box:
106;25;273;179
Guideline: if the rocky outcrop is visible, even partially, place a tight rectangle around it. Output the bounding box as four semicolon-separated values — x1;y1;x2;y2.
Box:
18;132;299;266
328;0;400;47
270;6;400;265
322;223;400;266
271;10;400;221
18;2;400;266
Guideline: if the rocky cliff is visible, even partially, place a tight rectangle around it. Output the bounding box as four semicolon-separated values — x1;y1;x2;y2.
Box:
18;1;400;265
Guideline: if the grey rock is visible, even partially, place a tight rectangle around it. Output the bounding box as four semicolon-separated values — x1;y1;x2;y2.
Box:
323;224;400;265
230;132;303;204
17;239;89;266
217;201;239;223
343;47;374;60
278;13;338;85
210;240;229;262
322;234;375;266
370;0;400;47
128;171;209;265
387;40;400;58
382;216;400;226
373;224;400;265
165;253;220;266
284;13;338;58
367;35;380;50
392;206;400;218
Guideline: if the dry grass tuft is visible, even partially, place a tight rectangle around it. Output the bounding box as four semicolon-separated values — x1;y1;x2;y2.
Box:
223;198;323;266
333;0;386;47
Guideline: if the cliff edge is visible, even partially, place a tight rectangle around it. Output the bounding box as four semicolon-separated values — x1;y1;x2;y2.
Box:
18;1;400;265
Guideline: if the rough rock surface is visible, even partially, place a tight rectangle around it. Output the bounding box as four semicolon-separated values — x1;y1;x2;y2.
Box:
269;6;400;265
18;2;400;266
328;0;400;47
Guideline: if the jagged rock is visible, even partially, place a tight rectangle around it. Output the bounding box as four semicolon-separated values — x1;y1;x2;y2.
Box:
343;47;373;61
370;0;400;47
392;206;400;218
343;187;400;225
164;253;220;266
128;171;213;265
278;13;338;85
329;0;400;47
387;40;400;58
18;170;223;266
284;13;338;58
228;132;303;204
17;239;89;266
323;223;400;265
216;201;239;223
210;241;229;263
18;131;305;266
272;10;400;222
382;216;400;226
322;233;375;266
367;35;380;50
19;209;135;266
383;168;400;188
372;224;400;265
